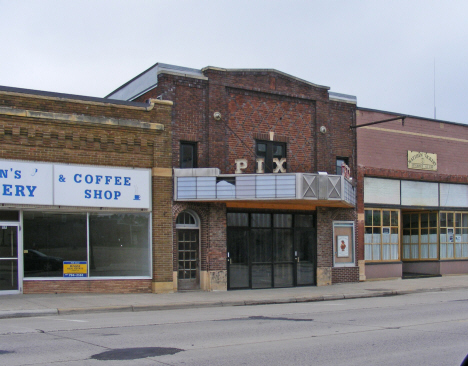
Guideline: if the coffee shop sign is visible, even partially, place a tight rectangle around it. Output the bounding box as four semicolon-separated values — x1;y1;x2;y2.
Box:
0;160;150;209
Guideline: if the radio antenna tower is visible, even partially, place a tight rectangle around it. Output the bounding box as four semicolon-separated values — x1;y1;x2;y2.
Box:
434;58;436;119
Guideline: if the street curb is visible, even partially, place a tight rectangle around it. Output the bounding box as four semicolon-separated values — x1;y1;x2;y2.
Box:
1;285;467;320
58;306;133;315
0;309;58;319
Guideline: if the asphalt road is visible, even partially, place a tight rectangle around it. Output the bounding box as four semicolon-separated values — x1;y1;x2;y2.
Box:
1;289;468;365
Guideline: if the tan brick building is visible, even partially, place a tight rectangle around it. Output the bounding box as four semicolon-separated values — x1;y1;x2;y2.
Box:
0;86;173;294
108;64;359;291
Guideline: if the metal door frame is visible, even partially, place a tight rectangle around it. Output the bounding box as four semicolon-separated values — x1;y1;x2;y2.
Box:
227;212;317;289
0;221;22;294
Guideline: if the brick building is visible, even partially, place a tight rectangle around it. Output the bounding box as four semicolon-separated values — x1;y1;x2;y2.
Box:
357;108;468;280
107;63;358;291
0;85;173;294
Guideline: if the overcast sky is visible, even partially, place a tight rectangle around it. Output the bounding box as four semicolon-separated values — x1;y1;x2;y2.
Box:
1;1;467;123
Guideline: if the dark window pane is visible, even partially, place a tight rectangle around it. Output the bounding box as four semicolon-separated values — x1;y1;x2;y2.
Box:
295;215;315;228
295;228;315;286
274;229;293;261
382;211;390;226
180;142;197;168
0;227;17;258
403;214;411;229
274;264;293;287
0;260;18;291
176;211;196;226
336;157;348;175
251;264;272;289
391;211;399;226
23;212;87;278
273;144;283;157
227;229;249;289
373;210;381;226
365;210;373;226
227;213;248;227
273;214;292;228
251;229;272;262
447;213;454;227
0;211;19;221
89;213;150;277
251;214;271;228
440;212;447;227
421;213;428;228
463;214;468;228
23;212;87;277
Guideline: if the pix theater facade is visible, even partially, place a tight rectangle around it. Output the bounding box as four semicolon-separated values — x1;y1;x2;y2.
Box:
108;63;358;291
357;108;468;280
0;86;173;294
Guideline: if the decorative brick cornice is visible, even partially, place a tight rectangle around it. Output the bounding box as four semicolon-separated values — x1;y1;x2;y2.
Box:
0;106;164;130
0;124;153;152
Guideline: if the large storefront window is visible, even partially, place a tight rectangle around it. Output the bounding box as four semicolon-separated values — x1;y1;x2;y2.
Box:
440;212;468;259
402;212;438;260
23;213;87;277
89;213;150;277
364;209;399;261
23;212;151;278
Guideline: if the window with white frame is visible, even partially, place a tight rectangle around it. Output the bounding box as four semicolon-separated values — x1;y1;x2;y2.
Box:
364;209;399;261
23;211;151;278
439;212;468;259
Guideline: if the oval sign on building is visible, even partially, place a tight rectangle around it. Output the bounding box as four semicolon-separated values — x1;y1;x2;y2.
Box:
407;151;437;171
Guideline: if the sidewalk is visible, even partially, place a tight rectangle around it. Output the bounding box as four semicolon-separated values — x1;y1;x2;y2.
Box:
1;275;467;319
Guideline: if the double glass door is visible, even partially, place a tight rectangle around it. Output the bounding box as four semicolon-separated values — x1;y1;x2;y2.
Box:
0;225;19;292
227;212;316;289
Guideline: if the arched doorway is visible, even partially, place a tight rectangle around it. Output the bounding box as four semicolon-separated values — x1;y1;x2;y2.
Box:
176;210;200;291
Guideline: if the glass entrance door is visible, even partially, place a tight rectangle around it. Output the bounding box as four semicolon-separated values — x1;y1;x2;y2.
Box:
0;225;19;292
294;215;316;286
177;229;199;291
227;212;316;289
295;228;316;285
